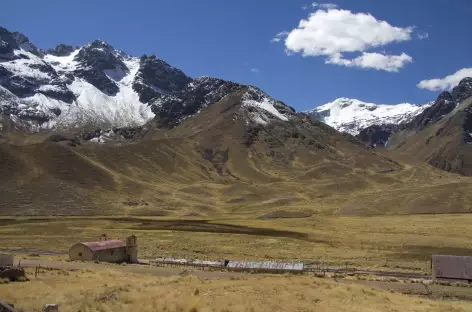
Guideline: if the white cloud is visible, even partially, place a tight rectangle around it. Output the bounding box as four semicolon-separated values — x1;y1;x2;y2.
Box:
251;68;260;73
417;68;472;91
271;31;289;43
279;9;414;72
302;5;309;10
286;9;412;56
312;2;338;9
417;32;429;40
327;52;412;72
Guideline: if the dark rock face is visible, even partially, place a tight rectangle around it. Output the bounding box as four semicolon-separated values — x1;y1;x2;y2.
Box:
0;61;75;102
0;86;20;116
0;40;13;58
0;28;40;58
452;77;472;104
113;126;143;139
461;107;472;144
151;77;242;128
45;44;77;56
357;124;398;147
1;74;37;97
132;54;192;103
79;126;144;142
74;67;119;95
0;27;19;58
405;78;472;133
74;40;127;70
11;32;40;56
38;84;76;103
73;40;128;95
407;91;456;131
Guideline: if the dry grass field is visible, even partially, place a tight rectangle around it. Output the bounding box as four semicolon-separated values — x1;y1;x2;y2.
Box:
1;213;472;272
2;268;472;312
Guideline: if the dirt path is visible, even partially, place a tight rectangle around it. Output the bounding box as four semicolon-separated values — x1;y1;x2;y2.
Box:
16;259;248;280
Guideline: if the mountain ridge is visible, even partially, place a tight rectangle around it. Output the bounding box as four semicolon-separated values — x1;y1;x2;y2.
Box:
3;26;472;217
0;26;302;136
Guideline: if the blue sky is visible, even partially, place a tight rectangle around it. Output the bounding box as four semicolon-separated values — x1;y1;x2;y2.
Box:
2;0;472;111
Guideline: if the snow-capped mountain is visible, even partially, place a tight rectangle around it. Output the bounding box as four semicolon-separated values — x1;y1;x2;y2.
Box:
305;98;432;135
0;26;293;133
0;26;191;131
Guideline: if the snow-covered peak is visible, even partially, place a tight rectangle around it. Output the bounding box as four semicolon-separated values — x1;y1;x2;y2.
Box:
44;44;78;57
0;26;194;132
84;39;115;53
306;98;432;135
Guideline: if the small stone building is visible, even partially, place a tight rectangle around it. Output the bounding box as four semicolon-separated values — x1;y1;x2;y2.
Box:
69;235;137;263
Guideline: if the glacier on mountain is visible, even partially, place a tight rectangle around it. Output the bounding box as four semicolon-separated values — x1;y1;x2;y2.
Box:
306;98;432;135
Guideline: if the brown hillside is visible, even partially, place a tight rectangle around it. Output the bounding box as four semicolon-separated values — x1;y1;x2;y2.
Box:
154;89;401;182
388;95;472;176
0;88;410;216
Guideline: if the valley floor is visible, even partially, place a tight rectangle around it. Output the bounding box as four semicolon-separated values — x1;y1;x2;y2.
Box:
1;213;472;272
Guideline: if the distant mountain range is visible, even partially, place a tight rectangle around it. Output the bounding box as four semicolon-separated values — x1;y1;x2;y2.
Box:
1;25;402;215
2;25;472;216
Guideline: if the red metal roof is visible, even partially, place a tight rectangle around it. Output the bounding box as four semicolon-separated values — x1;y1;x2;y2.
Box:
81;240;126;251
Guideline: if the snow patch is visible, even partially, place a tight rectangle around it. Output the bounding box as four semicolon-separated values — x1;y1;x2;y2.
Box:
243;97;289;121
2;51;51;80
43;49;80;72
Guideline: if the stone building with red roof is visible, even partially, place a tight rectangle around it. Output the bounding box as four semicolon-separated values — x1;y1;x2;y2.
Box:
68;235;137;263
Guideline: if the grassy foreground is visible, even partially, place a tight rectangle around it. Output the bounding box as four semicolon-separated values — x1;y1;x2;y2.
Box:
1;214;472;272
2;268;472;312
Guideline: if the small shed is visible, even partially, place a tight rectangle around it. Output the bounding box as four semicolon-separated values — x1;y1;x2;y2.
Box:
69;240;128;263
432;255;472;281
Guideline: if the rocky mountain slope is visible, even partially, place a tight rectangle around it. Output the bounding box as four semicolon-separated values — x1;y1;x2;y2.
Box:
357;79;472;148
385;78;472;175
306;98;431;136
